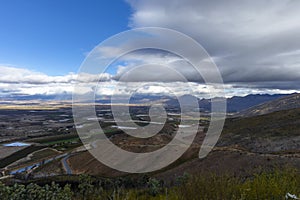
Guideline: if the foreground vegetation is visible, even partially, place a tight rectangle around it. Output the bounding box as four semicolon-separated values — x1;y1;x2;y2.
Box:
1;168;299;200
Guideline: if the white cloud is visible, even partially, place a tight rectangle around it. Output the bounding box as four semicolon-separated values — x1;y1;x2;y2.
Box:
0;66;112;84
0;66;77;84
0;66;112;97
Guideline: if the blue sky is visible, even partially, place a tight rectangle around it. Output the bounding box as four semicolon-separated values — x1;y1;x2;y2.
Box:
0;0;131;75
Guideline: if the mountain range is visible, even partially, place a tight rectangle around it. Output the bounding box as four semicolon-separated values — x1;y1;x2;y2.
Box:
166;93;291;113
1;93;297;115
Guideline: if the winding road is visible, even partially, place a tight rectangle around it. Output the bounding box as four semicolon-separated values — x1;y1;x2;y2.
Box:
61;155;72;175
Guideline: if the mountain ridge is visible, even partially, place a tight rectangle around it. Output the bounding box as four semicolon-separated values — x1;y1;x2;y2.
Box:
237;93;300;117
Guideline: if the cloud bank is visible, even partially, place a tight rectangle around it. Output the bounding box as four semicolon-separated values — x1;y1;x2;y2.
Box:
1;65;298;99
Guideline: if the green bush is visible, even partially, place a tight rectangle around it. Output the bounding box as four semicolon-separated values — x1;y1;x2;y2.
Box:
0;181;73;200
242;168;299;199
172;168;300;200
147;178;161;196
1;168;299;200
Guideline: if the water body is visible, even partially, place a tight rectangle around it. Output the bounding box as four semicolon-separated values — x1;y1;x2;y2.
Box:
111;125;137;130
178;125;191;128
3;142;31;147
59;119;71;122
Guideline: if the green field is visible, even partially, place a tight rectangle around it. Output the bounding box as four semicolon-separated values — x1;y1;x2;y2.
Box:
30;148;59;160
27;134;79;144
43;137;80;145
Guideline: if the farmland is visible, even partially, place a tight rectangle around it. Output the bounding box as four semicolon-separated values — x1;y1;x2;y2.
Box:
1;103;300;200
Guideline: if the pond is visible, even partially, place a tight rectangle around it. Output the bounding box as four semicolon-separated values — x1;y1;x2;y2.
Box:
3;142;31;147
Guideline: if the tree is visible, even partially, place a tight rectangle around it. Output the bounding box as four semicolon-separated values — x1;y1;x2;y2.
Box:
78;174;93;200
147;178;161;196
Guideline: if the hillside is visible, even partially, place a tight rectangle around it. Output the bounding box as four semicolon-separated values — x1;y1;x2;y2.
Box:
225;94;289;113
158;108;300;180
62;108;300;179
220;108;300;153
238;93;300;117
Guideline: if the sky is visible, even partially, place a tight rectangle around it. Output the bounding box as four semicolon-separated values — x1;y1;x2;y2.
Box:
0;0;131;75
1;0;300;98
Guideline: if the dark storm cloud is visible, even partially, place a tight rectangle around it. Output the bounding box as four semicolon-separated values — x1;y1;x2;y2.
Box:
126;0;300;90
